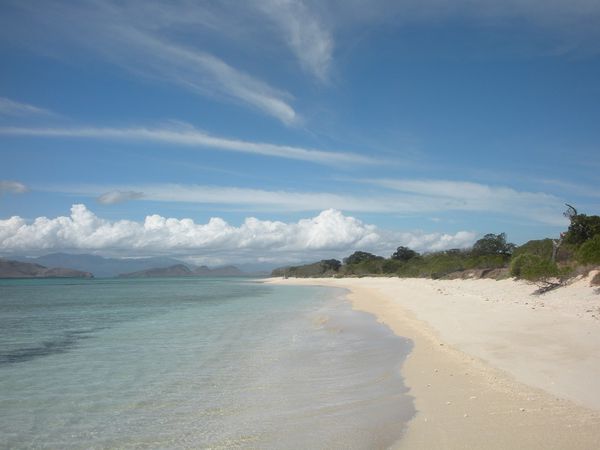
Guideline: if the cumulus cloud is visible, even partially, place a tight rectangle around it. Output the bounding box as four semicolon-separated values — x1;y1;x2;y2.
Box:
97;190;145;205
0;204;476;262
0;180;28;195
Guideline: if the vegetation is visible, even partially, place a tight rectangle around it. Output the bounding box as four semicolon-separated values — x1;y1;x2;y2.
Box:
563;205;600;246
343;251;383;265
271;259;342;278
577;235;600;265
472;233;515;257
512;239;554;260
271;204;600;289
391;246;419;262
509;254;559;281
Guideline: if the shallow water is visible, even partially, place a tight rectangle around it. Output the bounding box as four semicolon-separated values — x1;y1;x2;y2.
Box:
0;278;414;449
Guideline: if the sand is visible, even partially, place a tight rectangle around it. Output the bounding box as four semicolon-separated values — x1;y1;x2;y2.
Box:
266;272;600;449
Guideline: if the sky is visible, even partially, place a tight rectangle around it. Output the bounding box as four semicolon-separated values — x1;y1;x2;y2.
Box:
1;0;599;266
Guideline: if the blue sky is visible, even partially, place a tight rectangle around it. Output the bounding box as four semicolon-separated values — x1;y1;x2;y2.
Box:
1;0;599;264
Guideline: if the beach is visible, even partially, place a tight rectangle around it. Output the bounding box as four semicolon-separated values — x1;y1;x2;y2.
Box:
267;273;600;449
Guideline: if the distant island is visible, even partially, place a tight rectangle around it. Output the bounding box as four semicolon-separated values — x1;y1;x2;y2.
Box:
9;253;191;278
0;258;93;279
5;253;252;278
118;264;244;278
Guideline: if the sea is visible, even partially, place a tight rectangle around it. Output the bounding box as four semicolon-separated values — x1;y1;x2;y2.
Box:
0;277;414;449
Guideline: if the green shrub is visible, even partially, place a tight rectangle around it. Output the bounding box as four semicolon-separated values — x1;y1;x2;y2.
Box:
577;235;600;265
510;254;559;281
513;239;554;260
382;259;403;274
463;254;508;270
421;252;465;278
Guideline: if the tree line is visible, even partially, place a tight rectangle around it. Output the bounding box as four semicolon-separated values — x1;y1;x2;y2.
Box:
272;206;600;286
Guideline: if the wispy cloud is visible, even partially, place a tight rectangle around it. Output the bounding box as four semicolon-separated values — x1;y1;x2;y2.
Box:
108;28;298;125
0;97;56;117
3;2;298;125
46;179;568;225
0;204;475;261
363;178;568;226
97;190;145;205
0;124;377;166
535;178;600;199
0;180;28;195
255;0;333;81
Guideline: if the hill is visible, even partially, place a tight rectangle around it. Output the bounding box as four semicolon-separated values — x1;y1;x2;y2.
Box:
10;253;188;278
0;258;93;279
118;264;245;278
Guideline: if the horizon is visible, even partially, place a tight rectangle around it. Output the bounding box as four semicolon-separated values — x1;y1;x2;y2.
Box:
1;1;599;265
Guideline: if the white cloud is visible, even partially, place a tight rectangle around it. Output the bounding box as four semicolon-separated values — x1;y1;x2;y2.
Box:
0;124;376;166
112;29;298;124
363;178;568;226
0;97;55;117
0;204;475;262
255;0;333;81
46;179;568;225
0;180;28;195
97;190;145;205
390;229;477;253
2;2;298;125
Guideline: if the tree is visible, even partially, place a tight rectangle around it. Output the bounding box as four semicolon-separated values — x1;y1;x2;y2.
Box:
471;233;515;257
320;259;341;272
343;251;382;265
563;204;600;246
391;246;419;262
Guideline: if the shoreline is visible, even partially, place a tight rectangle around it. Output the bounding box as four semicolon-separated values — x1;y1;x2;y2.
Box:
266;275;600;449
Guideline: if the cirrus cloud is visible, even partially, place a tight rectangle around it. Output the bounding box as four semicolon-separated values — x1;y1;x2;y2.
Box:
0;124;376;166
97;190;145;205
0;180;28;195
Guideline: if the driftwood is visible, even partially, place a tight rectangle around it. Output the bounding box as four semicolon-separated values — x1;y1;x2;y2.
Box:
532;280;564;295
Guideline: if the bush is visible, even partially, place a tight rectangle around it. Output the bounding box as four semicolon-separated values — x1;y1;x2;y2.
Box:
382;259;403;274
577;235;600;265
513;239;554;260
463;254;509;270
510;254;559;281
421;252;465;279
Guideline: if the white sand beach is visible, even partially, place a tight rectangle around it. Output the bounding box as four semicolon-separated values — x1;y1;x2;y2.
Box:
267;273;600;449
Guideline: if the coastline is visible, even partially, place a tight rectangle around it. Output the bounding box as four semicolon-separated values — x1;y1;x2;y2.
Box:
266;274;600;449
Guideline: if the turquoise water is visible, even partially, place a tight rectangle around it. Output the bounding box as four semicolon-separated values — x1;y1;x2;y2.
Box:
0;278;414;449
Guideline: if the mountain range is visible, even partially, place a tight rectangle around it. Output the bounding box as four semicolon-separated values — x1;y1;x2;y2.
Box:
0;258;93;279
118;264;244;278
7;253;252;278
